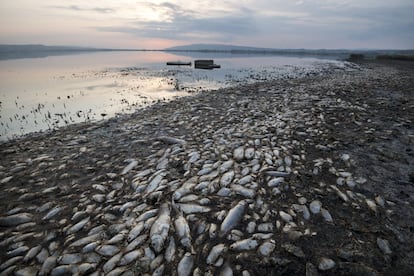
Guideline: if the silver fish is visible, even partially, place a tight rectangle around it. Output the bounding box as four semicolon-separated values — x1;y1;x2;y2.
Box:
164;237;176;263
39;256;57;276
174;213;192;250
121;160;138;175
66;216;90;235
219;200;248;237
118;249;142;266
206;243;227;265
177;252;194;276
229;238;258;251
95;245;120;257
150;203;171;252
178;203;211;214
0;213;33;226
127;221;145;242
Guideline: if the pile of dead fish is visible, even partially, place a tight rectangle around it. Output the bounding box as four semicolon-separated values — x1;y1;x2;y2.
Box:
0;70;394;275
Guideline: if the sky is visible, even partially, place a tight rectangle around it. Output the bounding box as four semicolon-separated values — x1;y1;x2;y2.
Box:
0;0;413;49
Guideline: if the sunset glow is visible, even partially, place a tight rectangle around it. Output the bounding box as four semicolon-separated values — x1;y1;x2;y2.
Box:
0;0;413;49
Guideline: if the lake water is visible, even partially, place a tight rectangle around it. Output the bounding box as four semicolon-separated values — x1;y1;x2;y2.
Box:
0;51;355;140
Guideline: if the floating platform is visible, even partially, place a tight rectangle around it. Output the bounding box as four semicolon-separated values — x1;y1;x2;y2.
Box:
166;61;192;66
194;60;221;70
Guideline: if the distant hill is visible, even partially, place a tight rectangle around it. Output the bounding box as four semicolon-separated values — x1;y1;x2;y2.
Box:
164;44;414;59
0;44;106;60
165;44;275;52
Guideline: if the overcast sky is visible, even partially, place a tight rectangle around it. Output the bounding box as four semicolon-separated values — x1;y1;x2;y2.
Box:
0;0;413;49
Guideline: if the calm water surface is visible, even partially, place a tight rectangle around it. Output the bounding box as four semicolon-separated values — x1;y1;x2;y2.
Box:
0;51;351;140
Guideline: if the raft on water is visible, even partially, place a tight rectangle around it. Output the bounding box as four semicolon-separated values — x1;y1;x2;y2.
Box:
166;61;192;66
194;60;221;70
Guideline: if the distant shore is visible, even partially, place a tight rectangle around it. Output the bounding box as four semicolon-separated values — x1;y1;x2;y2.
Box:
0;59;413;275
1;43;413;61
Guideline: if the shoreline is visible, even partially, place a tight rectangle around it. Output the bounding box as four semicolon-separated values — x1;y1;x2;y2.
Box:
0;60;413;275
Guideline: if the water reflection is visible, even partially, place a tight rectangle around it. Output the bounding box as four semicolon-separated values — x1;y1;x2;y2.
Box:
0;51;351;140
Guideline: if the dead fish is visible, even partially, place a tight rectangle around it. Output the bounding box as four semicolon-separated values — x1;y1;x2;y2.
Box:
39;256;57;276
261;169;290;177
220;261;233;276
207;244;227;265
118;249;142;266
150;203;171;252
58;253;82;265
0;213;33;226
268;177;284;187
23;245;42;262
377;238;392;254
309;200;322;214
68;233;101;248
177;252;194;276
1;176;13;184
234;147;245;161
230;238;258;251
258;240;276;256
321;208;333;222
82;241;100;253
125;234;148;252
121;159;138;175
106;267;127;276
178;203;211;214
220;200;248;237
220;171;235;187
157;136;187;145
42;207;63;221
95;245;120;257
173;177;198;200
150;254;164;271
120;201;136;213
127;221;145;242
279;211;293;223
164;237;176;263
50;265;77;276
7;246;29;257
137;208;159;222
78;263;97;275
366;199;377;212
244;148;255;159
153;264;165;276
14;267;38;276
318;257;336;270
238;175;253;185
66;216;90;235
106;231;126;245
0;256;22;271
231;184;255;198
145;174;164;195
174;213;192;250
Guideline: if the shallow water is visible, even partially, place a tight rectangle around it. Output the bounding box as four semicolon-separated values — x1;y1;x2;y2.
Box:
0;51;351;140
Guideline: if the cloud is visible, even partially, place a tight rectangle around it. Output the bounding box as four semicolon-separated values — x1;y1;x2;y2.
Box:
96;2;257;42
50;4;114;14
2;0;413;48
